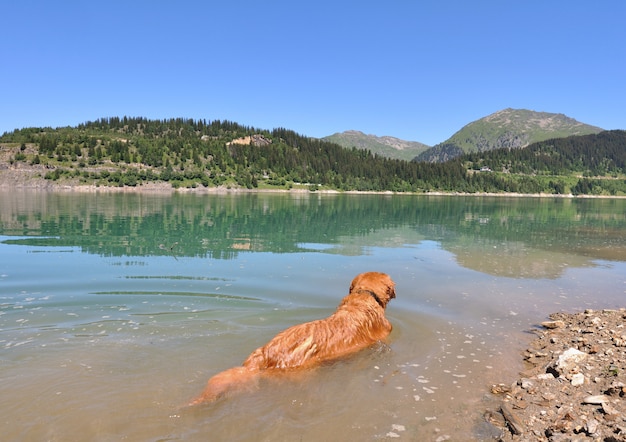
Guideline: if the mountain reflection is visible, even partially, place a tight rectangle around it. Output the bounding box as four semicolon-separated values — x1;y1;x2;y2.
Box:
448;239;594;279
1;191;625;279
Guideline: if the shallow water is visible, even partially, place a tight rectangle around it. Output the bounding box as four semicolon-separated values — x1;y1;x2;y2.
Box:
1;191;625;441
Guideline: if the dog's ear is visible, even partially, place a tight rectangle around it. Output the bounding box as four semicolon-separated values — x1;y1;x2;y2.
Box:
349;273;364;293
377;273;395;301
386;280;396;299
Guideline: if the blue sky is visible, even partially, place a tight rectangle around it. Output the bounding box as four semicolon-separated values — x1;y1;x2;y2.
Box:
1;1;624;146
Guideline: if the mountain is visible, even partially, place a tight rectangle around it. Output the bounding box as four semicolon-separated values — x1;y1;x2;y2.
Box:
414;108;604;162
322;130;430;161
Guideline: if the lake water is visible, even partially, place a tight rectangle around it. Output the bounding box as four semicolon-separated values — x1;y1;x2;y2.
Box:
1;190;625;441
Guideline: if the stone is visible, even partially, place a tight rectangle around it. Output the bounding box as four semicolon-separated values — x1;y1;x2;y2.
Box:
582;395;609;404
541;320;565;329
555;348;587;375
570;373;585;386
500;403;524;435
585;418;599;435
520;379;534;390
536;373;554;380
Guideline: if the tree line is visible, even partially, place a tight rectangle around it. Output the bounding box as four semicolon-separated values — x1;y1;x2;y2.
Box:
462;131;626;177
2;117;625;195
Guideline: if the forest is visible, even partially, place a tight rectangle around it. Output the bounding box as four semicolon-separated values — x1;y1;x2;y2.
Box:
1;117;625;195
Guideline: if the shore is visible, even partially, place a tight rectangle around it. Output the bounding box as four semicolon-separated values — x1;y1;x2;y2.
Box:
485;309;626;441
1;166;625;198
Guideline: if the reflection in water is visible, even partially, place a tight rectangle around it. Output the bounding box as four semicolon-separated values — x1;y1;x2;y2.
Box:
1;190;626;440
448;239;595;279
1;191;626;277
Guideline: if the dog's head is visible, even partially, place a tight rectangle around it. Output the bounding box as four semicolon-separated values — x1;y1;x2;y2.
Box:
349;272;396;308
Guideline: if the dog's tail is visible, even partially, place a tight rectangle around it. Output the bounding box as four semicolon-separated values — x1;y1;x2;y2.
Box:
187;366;260;406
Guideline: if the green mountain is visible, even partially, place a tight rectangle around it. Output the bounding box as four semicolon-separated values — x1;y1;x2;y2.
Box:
322;130;430;161
415;108;604;162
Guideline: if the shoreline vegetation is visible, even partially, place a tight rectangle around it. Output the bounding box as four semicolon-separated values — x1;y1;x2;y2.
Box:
1;166;625;198
1;118;626;197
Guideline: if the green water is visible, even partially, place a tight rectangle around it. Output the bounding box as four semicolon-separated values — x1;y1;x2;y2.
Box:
1;190;625;441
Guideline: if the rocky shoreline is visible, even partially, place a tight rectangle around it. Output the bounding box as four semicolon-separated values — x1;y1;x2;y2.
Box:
485;309;626;441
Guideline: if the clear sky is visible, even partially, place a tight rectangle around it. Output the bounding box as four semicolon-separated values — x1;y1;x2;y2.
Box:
1;1;624;146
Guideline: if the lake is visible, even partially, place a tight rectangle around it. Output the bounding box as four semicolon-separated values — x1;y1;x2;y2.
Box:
1;190;625;441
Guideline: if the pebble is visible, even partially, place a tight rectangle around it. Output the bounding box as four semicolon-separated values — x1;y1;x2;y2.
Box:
520;379;534;389
536;373;553;380
541;320;565;329
586;418;599;435
582;394;609;404
570;373;585;386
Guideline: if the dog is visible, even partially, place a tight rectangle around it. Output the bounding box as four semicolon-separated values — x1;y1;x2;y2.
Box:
188;271;396;405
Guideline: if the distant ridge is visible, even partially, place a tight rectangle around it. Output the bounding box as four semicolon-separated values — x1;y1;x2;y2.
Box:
322;130;430;161
415;108;604;162
323;109;604;163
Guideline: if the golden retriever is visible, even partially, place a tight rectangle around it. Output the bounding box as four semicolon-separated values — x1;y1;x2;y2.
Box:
188;271;395;405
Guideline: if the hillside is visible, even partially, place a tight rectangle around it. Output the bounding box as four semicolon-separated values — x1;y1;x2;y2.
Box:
322;130;430;161
1;117;625;196
462;130;626;184
415;108;604;162
0;117;439;193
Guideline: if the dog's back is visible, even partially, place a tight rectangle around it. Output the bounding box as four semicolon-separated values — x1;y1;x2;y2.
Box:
188;272;395;405
243;293;392;371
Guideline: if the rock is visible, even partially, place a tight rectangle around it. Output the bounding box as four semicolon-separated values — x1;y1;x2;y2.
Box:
520;378;534;390
570;373;585;386
474;418;503;440
582;394;609;404
536;373;554;380
555;347;587;375
606;380;625;395
541;320;565;329
585;418;599;435
500;403;524;435
491;383;512;394
590;316;602;325
602;401;619;415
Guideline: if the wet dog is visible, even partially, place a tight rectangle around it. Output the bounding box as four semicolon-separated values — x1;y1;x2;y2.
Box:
188;271;395;405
